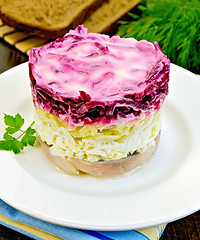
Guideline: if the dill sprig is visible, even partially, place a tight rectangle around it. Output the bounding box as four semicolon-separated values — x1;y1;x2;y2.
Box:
118;0;200;73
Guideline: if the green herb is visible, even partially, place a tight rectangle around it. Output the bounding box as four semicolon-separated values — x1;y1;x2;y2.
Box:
0;113;36;154
118;0;200;73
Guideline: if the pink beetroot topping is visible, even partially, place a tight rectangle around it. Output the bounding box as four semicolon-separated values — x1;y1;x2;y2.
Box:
29;25;170;126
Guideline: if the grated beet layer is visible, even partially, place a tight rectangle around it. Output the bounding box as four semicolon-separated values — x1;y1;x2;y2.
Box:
29;25;170;126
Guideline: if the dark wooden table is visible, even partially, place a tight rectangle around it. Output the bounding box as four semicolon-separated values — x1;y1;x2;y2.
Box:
0;39;200;240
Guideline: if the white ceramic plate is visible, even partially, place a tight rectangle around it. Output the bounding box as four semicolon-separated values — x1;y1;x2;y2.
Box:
0;63;200;230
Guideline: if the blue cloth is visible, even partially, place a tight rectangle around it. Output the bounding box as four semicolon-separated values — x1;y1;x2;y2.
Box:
0;200;166;240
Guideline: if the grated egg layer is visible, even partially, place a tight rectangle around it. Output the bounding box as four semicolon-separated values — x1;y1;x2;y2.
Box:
34;107;163;162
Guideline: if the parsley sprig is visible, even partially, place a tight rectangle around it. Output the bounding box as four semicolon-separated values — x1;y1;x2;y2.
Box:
0;113;36;154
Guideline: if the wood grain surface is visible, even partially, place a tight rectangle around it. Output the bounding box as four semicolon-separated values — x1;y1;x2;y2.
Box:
0;33;200;240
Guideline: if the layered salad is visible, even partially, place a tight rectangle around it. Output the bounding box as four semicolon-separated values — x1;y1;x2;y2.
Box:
29;25;170;176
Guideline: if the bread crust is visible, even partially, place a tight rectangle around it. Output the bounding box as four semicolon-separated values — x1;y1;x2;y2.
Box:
38;133;160;177
84;0;141;34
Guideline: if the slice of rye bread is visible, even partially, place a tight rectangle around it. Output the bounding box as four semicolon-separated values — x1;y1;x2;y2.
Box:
84;0;141;34
0;0;141;39
0;0;105;39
